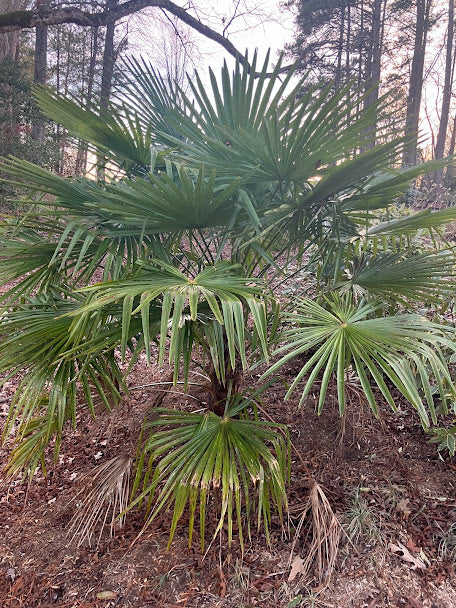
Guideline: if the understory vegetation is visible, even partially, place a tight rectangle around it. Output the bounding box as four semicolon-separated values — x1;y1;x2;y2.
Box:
1;52;456;566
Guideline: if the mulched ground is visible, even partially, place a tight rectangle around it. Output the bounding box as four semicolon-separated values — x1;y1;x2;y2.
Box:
1;356;455;608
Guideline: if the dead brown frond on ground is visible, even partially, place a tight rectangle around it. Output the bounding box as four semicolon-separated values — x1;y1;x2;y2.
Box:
288;482;343;586
67;454;132;548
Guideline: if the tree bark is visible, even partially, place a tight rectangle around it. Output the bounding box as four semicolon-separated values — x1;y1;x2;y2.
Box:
364;0;383;108
100;0;117;111
445;114;456;184
334;6;345;92
76;25;99;175
33;0;48;84
31;0;49;141
403;0;433;167
363;0;385;146
433;0;454;186
0;0;26;60
97;0;117;180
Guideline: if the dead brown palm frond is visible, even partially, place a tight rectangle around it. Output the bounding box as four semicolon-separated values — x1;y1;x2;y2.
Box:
67;454;132;548
288;483;343;586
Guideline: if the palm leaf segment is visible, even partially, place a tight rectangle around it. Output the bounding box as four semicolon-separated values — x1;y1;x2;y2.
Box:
335;250;456;302
130;393;289;551
265;294;456;427
76;261;269;384
0;295;152;477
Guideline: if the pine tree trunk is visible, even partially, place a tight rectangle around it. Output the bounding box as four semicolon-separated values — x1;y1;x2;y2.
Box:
98;0;117;180
76;26;99;175
100;0;117;111
444;114;456;185
31;0;49;142
0;0;24;60
334;6;345;92
403;0;433;167
433;0;454;187
363;0;384;146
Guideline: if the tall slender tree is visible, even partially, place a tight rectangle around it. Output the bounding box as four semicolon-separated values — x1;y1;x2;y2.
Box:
0;0;29;60
433;0;455;186
403;0;433;167
32;0;49;140
99;0;117;111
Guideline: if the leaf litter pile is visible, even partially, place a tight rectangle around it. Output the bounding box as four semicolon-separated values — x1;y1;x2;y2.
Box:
1;355;456;608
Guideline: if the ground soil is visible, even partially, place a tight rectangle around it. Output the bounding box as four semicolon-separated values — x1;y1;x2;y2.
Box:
1;355;455;608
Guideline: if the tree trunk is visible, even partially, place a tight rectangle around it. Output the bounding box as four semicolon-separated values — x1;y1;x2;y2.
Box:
76;25;99;174
444;114;456;185
33;0;48;84
403;0;433;167
356;0;364;118
433;0;454;186
100;0;118;111
32;0;49;141
0;0;25;60
345;0;351;82
334;6;345;92
98;0;117;179
363;0;384;146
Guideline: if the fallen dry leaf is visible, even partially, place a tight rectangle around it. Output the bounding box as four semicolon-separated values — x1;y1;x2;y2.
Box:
389;542;427;570
288;555;305;582
96;590;118;600
396;497;412;519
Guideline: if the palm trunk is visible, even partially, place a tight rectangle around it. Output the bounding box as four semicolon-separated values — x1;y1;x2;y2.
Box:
206;343;243;417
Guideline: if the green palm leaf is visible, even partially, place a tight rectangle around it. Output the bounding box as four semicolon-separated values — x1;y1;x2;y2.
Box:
129;393;289;550
336;251;456;302
0;158;249;235
73;261;269;383
34;87;154;175
264;294;456;427
367;206;456;235
0;295;160;475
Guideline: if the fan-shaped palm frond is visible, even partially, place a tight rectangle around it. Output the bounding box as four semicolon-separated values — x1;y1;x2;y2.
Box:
129;392;289;551
159;73;396;187
264;294;456;427
367;206;456;235
34;88;155;175
68;455;132;547
335;251;456;302
0;295;161;475
73;261;269;382
116;56;184;142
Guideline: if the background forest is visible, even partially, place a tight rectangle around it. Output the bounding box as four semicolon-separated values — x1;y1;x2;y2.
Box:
2;0;456;192
1;3;456;608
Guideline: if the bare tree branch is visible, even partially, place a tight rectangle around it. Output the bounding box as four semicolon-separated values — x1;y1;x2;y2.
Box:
0;0;245;63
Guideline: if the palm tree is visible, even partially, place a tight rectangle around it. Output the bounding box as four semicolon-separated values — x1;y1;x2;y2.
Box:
1;52;456;549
